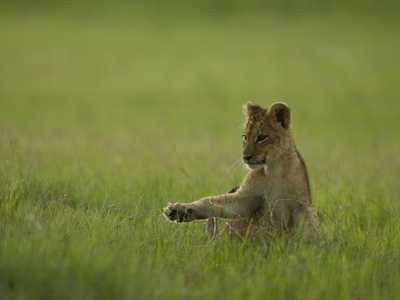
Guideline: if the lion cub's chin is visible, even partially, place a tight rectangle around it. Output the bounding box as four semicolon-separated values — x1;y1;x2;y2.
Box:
245;163;265;170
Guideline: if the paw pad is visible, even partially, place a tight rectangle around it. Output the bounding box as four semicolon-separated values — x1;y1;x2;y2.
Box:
163;204;198;223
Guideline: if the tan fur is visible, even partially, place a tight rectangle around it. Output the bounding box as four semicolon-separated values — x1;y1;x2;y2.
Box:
163;102;319;241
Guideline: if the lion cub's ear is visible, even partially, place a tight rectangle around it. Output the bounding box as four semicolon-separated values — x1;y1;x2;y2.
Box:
243;101;255;119
243;101;265;118
267;102;291;130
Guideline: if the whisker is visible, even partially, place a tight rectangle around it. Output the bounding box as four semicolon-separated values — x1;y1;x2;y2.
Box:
226;158;244;173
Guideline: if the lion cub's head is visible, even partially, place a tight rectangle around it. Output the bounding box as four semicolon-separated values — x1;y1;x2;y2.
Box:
241;102;293;169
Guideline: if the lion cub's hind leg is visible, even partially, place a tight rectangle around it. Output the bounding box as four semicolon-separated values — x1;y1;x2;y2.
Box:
205;185;241;240
206;217;218;240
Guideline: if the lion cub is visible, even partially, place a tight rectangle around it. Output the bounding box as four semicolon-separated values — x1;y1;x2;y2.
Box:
163;102;319;241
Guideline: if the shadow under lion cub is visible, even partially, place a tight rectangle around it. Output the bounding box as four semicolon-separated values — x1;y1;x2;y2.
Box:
164;102;320;242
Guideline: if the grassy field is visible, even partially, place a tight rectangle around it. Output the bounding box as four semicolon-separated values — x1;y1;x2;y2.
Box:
1;1;400;299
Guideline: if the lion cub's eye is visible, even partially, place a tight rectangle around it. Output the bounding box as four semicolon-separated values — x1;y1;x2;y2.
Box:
241;135;247;143
256;135;268;143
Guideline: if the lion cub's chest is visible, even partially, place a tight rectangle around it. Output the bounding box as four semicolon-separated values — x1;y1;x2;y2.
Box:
247;169;298;213
260;178;291;205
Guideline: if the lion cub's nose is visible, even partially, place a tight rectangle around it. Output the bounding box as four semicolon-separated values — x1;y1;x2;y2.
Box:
243;155;252;161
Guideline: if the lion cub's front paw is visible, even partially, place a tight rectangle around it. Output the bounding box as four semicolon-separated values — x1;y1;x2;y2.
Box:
163;203;198;223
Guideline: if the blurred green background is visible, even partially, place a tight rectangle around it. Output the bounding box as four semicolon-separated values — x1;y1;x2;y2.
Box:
1;0;400;299
1;0;399;190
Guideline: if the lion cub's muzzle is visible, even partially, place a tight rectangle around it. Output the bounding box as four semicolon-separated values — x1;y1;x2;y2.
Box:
242;155;267;169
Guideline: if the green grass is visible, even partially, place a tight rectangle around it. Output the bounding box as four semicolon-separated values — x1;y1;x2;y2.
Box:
1;1;400;299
